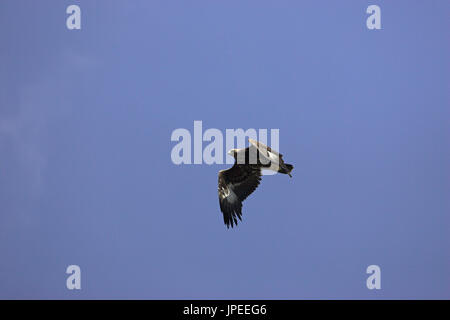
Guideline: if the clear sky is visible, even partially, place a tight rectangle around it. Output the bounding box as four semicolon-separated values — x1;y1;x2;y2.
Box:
0;1;449;299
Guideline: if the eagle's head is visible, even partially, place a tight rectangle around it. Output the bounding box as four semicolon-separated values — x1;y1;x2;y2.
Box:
227;149;238;158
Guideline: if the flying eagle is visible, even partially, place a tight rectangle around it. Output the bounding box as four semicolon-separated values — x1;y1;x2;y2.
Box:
218;139;293;228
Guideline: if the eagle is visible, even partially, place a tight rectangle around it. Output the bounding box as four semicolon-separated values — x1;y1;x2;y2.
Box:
218;138;293;228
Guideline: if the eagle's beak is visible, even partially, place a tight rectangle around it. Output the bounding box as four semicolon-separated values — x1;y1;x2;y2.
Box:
227;150;233;156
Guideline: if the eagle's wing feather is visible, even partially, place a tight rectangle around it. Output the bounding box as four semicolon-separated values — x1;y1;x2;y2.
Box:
249;138;283;157
218;164;262;228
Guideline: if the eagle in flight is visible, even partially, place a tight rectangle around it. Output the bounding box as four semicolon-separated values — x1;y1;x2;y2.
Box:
218;139;293;228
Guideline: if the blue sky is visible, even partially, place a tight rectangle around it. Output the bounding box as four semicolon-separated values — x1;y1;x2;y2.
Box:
0;1;449;299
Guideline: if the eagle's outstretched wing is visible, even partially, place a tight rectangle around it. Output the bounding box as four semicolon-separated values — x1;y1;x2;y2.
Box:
218;164;262;228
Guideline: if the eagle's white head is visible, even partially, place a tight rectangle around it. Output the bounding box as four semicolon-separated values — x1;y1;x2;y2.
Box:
227;149;238;157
